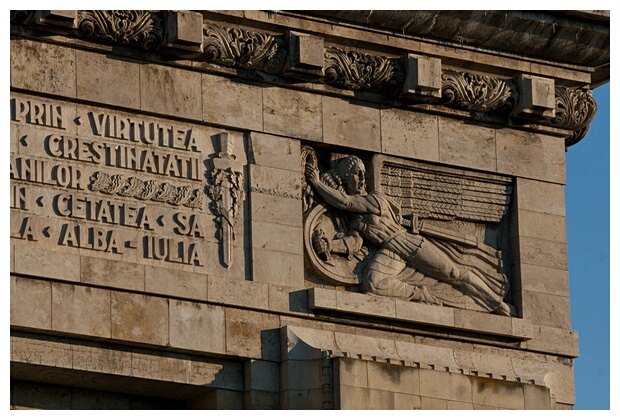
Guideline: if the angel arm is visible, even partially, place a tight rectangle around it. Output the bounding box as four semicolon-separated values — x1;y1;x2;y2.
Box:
305;164;378;214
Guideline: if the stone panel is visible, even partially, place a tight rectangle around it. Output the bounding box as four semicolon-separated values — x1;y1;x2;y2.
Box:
381;108;439;161
511;236;568;271
263;86;322;141
251;220;302;257
394;393;422;409
513;263;570;296
367;361;420;394
515;177;566;216
511;209;567;243
471;377;525;409
248;164;302;202
10;277;51;330
51;283;111;338
252;248;305;288
496;129;566;184
110;291;169;346
322;96;381;152
169;299;226;354
224;307;280;361
249;132;301;171
76;50;141;109
81;256;145;291
10;37;76;98
202;74;263;131
420;396;448;409
140;63;202;120
250;192;302;227
419;369;472;402
523;383;552;409
13;245;80;282
438;117;497;172
521;291;571;329
337;358;368;388
208;276;269;310
144;265;208;300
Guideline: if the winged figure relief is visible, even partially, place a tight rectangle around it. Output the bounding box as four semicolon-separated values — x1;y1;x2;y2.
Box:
302;146;515;316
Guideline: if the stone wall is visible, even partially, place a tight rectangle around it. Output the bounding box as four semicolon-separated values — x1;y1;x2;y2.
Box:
10;10;608;410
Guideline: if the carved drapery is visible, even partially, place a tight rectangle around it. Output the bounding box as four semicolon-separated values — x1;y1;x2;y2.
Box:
90;171;204;209
324;47;405;94
76;11;164;50
440;70;518;115
202;24;287;73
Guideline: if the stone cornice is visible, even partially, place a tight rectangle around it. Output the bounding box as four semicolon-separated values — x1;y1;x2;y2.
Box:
11;10;599;147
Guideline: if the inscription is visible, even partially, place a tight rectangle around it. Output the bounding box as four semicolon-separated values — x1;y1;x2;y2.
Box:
143;235;204;266
10;156;86;190
11;98;66;129
58;223;124;254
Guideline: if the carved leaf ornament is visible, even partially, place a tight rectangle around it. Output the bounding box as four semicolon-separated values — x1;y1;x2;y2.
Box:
441;70;518;115
324;47;404;94
77;11;164;50
203;24;287;73
551;87;598;147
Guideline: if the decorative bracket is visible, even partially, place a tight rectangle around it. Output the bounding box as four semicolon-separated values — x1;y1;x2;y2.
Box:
206;133;245;268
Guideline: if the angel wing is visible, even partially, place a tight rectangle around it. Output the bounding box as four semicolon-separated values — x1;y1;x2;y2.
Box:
379;159;513;223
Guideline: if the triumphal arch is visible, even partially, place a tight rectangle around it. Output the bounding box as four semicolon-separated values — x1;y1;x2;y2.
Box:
10;10;609;409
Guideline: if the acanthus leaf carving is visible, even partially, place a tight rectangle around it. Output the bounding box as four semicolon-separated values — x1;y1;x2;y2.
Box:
440;69;518;115
551;87;597;147
324;47;405;94
76;10;164;50
202;23;287;73
90;171;204;209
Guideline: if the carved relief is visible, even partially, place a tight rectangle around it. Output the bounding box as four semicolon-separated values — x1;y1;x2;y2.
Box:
202;23;287;73
551;87;598;147
90;171;204;209
324;47;405;94
303;147;514;316
76;10;164;50
441;70;518;115
206;134;245;268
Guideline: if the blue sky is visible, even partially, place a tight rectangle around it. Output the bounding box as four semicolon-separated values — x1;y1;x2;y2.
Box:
565;84;610;410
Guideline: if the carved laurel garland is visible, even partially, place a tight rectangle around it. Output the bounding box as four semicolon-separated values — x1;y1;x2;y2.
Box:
324;47;405;94
205;169;245;240
550;87;597;147
441;70;518;115
202;23;287;73
90;171;203;209
76;11;164;50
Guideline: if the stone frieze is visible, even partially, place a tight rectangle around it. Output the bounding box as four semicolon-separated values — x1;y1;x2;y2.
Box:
76;10;164;50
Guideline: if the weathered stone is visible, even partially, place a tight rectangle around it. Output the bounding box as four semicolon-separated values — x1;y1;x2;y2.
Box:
140;64;202;120
419;369;473;403
367;361;420;394
224;307;280;361
420;396;448;409
81;256;145;291
110;291;169;346
169;299;226;353
202;73;263;131
438;117;497;172
381;108;439;161
208;276;269;310
511;209;567;243
10;277;51;330
402;55;442;98
248;132;301;172
76;49;141;108
322;96;381;152
515;177;566;216
144;265;208;300
513;263;570;297
521;291;571;329
517;75;555;117
263;86;322;141
14;245;80;282
51;282;111;338
472;376;525;409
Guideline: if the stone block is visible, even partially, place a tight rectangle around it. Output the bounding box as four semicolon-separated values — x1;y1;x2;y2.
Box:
381;108;439;162
336;358;369;388
514;263;570;297
245;360;280;392
10;277;51;330
471;376;525;409
169;299;226;353
269;285;309;314
515;177;566;216
144;265;208;300
225;307;280;361
308;287;337;310
11;381;72;410
248;164;302;202
130;349;190;383
524;383;552;409
402;55;442;97
202;73;263;131
517;75;555;117
338;385;396;409
13;245;80;282
165;11;203;52
447;400;474;409
110;291;169;346
11;333;72;369
334;332;400;361
251;247;305;288
282;359;325;390
70;342;132;376
367;361;420;394
34;10;77;28
521;291;571;329
263;86;322;141
208;276;269;310
250;192;302;227
511;209;567;243
420;396;448;409
81;256;145;291
244;390;279;409
438;117;497;172
419;369;472;402
76;50;140;108
453;309;512;337
394;300;455;327
251;220;303;255
496;129;566;184
140;64;202;120
281;388;325;409
188;358;244;390
395;341;458;369
248;132;301;171
10;37;77;98
335;290;396;318
322;96;381;152
51;282;111;338
394;393;422;409
283;31;325;79
511;236;568;271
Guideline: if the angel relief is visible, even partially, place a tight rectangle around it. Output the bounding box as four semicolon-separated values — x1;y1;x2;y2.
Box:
302;146;516;316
